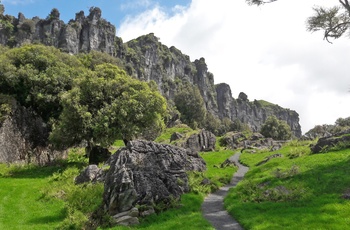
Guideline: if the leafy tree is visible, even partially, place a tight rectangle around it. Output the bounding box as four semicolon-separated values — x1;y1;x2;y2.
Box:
50;63;167;160
246;0;350;43
174;84;206;129
335;116;350;127
0;44;84;122
260;115;292;140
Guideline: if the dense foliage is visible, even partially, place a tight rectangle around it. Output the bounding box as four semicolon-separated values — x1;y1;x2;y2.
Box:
0;44;84;122
260;115;292;140
174;84;207;129
0;44;167;156
50;63;167;149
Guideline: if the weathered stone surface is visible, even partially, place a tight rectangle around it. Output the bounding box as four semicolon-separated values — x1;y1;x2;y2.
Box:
215;83;301;137
0;6;115;55
75;165;105;184
184;130;216;152
221;132;284;151
311;129;350;153
103;140;206;219
0;98;65;165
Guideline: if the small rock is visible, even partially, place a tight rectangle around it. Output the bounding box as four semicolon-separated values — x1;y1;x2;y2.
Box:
113;216;139;226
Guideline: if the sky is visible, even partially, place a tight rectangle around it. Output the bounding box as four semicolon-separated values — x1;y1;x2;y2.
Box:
2;0;350;134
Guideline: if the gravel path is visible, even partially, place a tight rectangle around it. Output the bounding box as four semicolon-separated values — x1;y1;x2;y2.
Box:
202;152;249;230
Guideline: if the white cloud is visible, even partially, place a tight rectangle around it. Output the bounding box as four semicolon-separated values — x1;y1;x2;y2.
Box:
117;0;350;134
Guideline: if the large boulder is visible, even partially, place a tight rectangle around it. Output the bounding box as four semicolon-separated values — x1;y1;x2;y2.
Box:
103;140;206;224
184;129;216;152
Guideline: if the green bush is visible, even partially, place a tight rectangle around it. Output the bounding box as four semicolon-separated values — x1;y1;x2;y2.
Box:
260;115;292;140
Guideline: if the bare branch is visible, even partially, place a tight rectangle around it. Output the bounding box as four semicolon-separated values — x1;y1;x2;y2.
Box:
246;0;278;6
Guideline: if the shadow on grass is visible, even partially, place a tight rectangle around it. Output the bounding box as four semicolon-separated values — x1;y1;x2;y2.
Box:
27;208;66;225
2;161;87;179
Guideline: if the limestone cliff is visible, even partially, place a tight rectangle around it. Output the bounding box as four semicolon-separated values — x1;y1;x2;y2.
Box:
0;5;302;137
0;6;115;55
216;83;301;137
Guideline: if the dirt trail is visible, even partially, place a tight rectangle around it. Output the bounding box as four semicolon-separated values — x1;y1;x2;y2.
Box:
202;152;249;230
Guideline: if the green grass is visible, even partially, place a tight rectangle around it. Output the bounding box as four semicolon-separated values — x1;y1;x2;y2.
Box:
0;165;66;230
0;147;237;230
154;124;196;144
224;141;350;230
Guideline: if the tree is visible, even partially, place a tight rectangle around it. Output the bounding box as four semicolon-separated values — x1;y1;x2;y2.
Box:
174;84;206;129
246;0;350;43
50;63;167;161
0;44;84;122
260;115;292;140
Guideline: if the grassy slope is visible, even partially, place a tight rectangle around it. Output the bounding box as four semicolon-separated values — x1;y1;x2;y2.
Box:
0;142;237;230
0;165;65;230
224;141;350;230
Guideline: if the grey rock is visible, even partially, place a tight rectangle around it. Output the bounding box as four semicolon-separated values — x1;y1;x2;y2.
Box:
216;83;301;138
113;215;139;226
0;98;65;165
140;207;155;217
311;129;350;153
103;140;206;218
184;129;216;152
75;165;105;184
221;131;284;152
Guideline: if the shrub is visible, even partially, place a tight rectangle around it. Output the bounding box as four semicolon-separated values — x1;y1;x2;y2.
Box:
260;115;292;140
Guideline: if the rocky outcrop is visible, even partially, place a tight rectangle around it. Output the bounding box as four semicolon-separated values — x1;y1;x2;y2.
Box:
184;129;216;152
311;129;350;153
220;132;284;152
0;97;65;165
0;5;302;137
0;6;115;55
216;83;301;137
103;140;206;225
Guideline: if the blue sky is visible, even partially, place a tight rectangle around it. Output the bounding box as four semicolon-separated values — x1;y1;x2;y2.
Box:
2;0;350;133
1;0;190;28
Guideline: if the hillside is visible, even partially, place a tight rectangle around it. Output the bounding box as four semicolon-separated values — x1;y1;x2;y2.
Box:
0;5;302;137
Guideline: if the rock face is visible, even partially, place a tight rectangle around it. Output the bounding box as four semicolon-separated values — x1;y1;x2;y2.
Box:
0;6;302;137
215;83;301;137
0;97;65;165
184;130;216;152
0;7;115;55
103;140;206;223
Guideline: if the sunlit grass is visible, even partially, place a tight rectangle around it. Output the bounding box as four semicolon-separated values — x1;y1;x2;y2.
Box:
224;141;350;230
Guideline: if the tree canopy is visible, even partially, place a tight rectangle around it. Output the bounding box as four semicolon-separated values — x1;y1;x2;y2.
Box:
50;63;167;149
260;115;292;140
174;84;206;129
0;44;84;122
246;0;350;43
